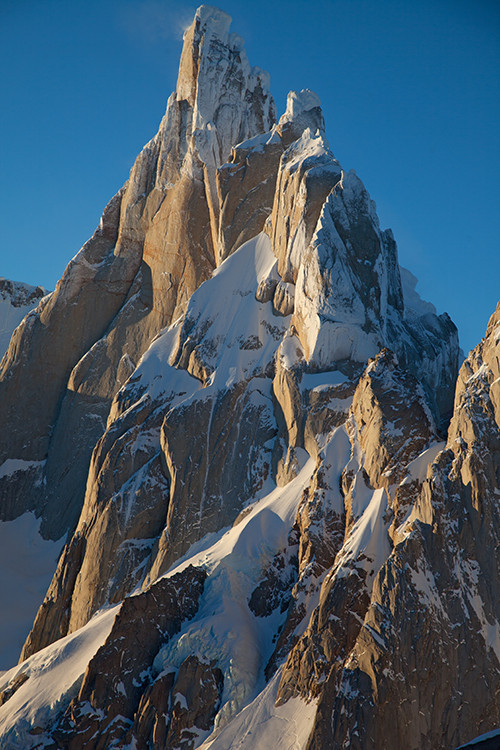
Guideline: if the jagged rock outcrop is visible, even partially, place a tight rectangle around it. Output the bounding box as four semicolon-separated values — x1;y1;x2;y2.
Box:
21;233;288;651
267;115;341;285
2;6;497;750
217;129;283;263
0;190;141;530
0;279;49;520
275;304;500;749
53;566;206;749
0;5;275;540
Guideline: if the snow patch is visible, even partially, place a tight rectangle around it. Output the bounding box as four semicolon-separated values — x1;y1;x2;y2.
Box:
282;128;334;175
153;457;317;729
0;607;117;746
402;441;445;485
198;668;317;750
234;127;281;154
301;369;348;392
410;559;449;621
0;459;44;481
171;233;289;393
335;487;391;580
462;559;500;663
126;317;201;405
0;513;63;672
283;89;321;120
0;280;46;359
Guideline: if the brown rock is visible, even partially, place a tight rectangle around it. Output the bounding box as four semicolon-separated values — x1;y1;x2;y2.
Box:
0;672;28;707
148;379;277;580
20;531;86;662
217;134;283;263
346;348;437;536
16;5;277;657
278;302;500;749
273;280;295;316
165;656;224;750
1;11;478;750
0;188;135;532
130;670;176;750
53;565;206;750
266;127;341;284
255;275;278;303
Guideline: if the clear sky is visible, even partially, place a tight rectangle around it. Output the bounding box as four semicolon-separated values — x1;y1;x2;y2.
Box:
1;0;499;354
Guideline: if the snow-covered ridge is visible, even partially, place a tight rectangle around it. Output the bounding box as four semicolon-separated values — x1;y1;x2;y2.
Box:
0;607;116;747
282;89;322;124
199;669;317;750
0;451;318;745
0;278;47;359
0;279;47;308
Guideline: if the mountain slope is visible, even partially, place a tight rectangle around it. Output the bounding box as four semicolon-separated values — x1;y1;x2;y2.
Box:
0;5;275;541
0;5;498;750
0;279;47;360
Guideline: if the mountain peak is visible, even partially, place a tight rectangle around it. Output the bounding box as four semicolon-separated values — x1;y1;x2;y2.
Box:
285;88;322;116
176;4;274;170
0;5;498;750
277;89;325;145
176;5;232;104
193;4;232;30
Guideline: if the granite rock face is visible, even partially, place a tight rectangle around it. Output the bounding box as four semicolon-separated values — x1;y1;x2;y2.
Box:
1;5;498;750
275;306;500;750
0;4;275;541
53;566;207;750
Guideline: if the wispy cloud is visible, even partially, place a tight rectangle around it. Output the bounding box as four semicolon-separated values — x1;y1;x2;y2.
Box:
119;0;196;45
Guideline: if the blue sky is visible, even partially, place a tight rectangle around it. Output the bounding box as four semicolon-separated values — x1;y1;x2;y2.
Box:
1;0;499;354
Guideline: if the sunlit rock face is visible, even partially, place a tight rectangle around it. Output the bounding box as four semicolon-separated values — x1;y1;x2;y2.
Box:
0;3;275;542
281;303;500;750
2;5;498;750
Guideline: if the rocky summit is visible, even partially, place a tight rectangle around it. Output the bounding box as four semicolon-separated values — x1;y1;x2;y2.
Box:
0;5;498;749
